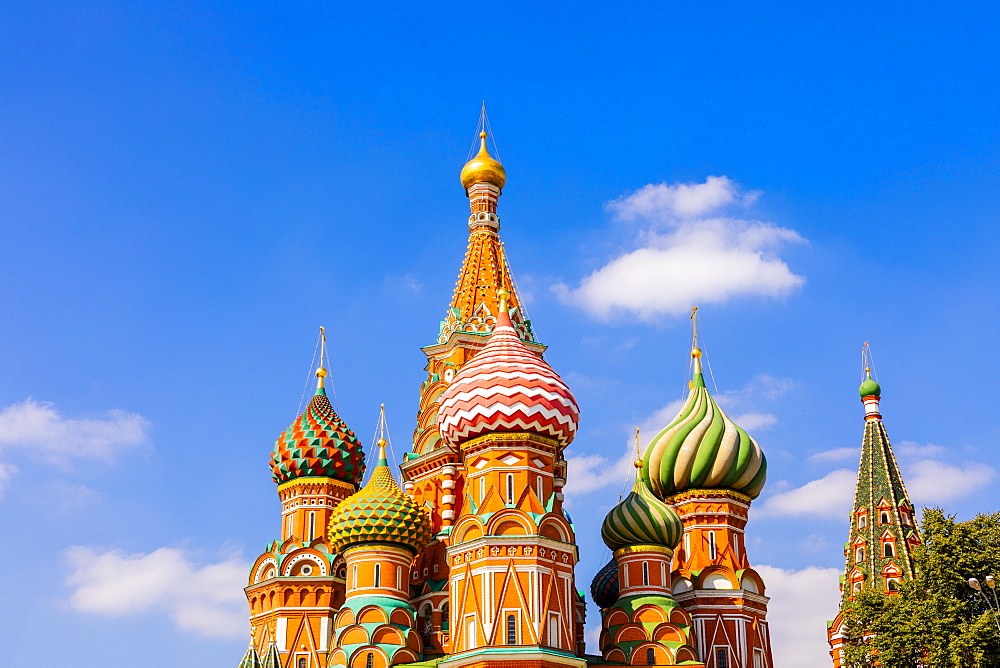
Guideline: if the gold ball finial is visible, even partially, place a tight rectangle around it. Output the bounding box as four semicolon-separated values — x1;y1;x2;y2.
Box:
316;366;328;378
691;347;703;359
480;131;487;139
377;438;387;447
634;458;644;469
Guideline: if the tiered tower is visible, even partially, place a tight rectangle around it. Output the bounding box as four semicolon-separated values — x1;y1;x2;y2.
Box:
327;437;433;668
244;338;367;667
596;460;701;665
401;129;546;658
827;357;920;667
640;317;772;668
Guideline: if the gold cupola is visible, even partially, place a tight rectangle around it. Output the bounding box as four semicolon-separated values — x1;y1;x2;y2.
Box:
460;131;506;191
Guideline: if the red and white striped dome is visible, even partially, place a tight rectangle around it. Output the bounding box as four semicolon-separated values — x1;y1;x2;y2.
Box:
437;309;580;447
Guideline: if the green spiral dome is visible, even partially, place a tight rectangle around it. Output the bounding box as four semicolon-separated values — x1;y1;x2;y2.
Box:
601;474;684;551
643;369;767;500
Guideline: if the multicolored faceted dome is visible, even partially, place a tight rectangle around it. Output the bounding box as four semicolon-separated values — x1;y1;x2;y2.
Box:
327;441;432;554
859;369;882;398
460;132;506;191
437;296;580;447
590;558;620;609
271;379;366;485
643;349;767;500
601;471;684;551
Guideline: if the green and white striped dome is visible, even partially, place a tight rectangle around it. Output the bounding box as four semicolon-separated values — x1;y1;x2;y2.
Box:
601;472;683;551
642;355;767;500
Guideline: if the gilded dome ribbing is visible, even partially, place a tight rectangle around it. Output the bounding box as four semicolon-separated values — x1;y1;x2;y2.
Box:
601;474;684;551
460;132;506;191
327;442;432;554
271;387;366;485
643;355;767;500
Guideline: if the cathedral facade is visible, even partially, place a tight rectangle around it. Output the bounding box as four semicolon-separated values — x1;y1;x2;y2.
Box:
238;130;774;668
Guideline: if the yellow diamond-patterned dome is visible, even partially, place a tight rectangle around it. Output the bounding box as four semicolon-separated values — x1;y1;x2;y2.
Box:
327;442;432;554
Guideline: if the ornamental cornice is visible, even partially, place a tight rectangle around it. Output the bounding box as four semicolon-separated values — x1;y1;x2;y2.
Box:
277;476;356;495
614;544;675;557
668;488;752;506
460;431;561;453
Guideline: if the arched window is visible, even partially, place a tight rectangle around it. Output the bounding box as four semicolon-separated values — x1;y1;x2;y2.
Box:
366;652;374;668
308;511;316;541
536;475;544;501
467;618;476;648
479;476;486;503
858;514;867;529
352;565;358;587
880;511;890;524
298;659;307;668
646;647;655;665
708;531;717;560
884;543;895;557
374;563;381;587
716;647;729;668
506;614;516;644
683;533;690;557
441;602;450;631
887;578;899;592
642;561;649;586
856;547;865;562
506;474;514;504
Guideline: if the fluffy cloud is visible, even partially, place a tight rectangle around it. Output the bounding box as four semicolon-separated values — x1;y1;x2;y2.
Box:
65;546;248;638
563;446;636;503
756;564;841;668
0;398;149;461
756;469;856;520
556;176;805;320
905;460;996;504
807;447;859;464
0;399;148;492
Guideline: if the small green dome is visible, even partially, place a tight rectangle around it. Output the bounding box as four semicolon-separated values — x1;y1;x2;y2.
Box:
601;474;683;551
859;372;881;398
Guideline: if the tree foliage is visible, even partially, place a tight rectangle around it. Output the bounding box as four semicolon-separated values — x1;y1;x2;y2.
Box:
842;508;1000;667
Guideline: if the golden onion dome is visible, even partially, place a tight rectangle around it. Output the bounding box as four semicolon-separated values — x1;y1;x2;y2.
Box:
460;132;506;191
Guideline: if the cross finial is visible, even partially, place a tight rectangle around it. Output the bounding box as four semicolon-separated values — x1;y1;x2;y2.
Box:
690;306;703;373
633;427;643;470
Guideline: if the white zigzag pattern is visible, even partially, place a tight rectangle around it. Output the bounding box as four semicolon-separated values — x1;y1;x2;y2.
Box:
441;411;578;444
439;399;578;427
441;383;576;411
451;365;569;387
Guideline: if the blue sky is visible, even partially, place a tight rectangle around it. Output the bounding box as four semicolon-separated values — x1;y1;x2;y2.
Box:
1;2;998;666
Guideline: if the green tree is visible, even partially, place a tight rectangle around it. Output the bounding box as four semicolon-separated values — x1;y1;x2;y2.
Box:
842;508;1000;667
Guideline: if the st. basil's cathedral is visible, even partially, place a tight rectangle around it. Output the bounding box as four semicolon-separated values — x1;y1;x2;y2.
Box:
237;128;777;668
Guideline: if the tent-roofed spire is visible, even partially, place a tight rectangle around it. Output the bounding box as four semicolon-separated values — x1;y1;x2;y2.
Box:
838;347;920;604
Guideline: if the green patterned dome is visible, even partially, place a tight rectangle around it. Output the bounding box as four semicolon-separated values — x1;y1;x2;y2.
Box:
602;472;684;550
271;385;366;485
327;442;432;554
643;355;767;500
859;370;881;398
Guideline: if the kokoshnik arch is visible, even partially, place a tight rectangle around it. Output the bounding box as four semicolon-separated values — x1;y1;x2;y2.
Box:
238;127;775;668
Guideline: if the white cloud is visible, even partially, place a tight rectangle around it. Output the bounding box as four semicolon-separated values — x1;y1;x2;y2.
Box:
756;469;856;519
563;447;635;503
65;546;248;638
807;447;858;464
731;412;778;431
0;399;148;491
904;460;996;504
895;441;947;458
756;564;841;668
0;398;149;461
607;175;758;221
556;177;805;320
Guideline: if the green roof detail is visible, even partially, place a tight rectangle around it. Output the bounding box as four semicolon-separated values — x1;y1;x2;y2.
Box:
236;645;262;668
643;366;767;500
859;371;882;397
601;474;683;550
